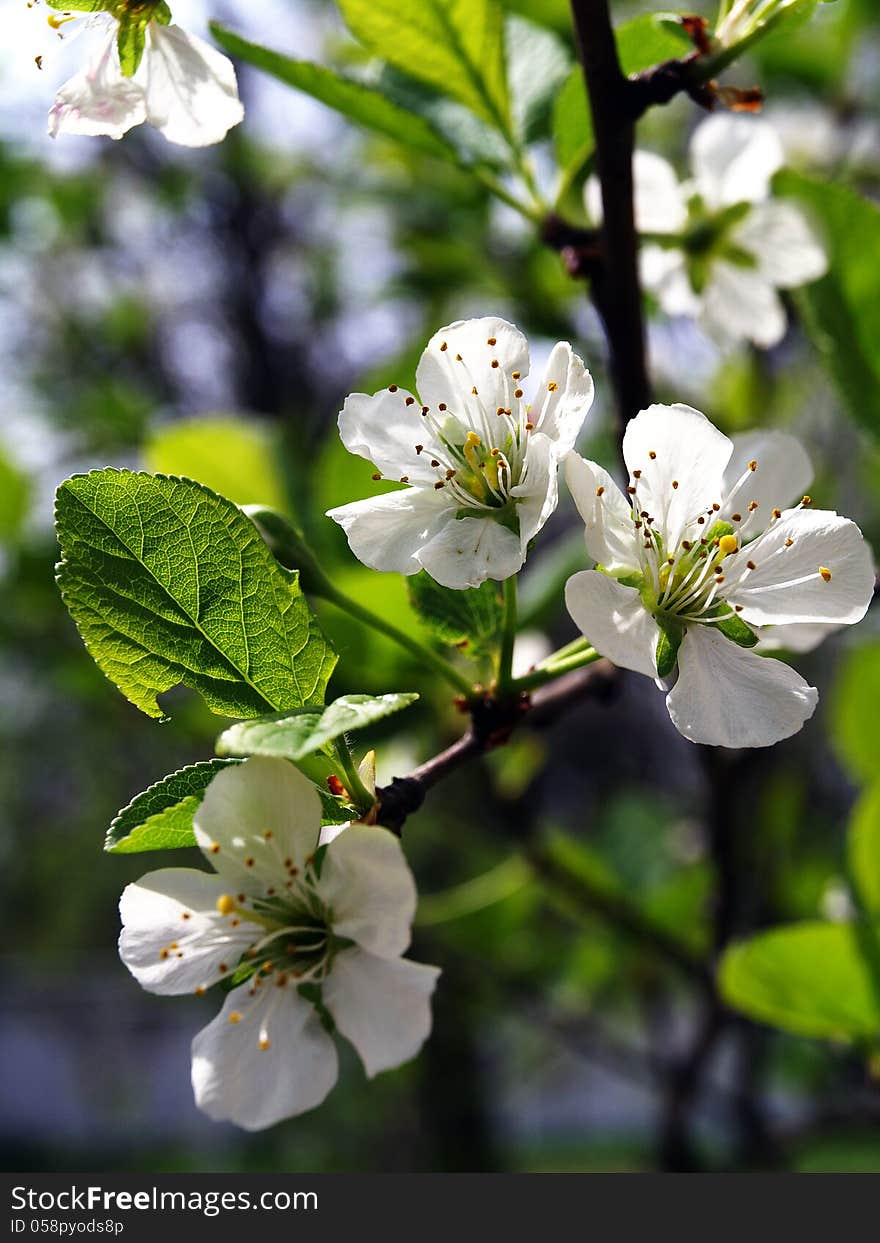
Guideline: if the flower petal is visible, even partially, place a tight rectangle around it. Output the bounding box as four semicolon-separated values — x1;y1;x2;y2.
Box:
690;115;783;209
587;151;687;233
755;620;843;653
641;247;701;316
140;24;244;148
417;516;524;588
323;947;440;1077
700;261;787;349
564;453;638;574
338;388;441;485
327;488;452;576
415;317;530;417
118;868;256;995
722;429;813;539
733;200;828;289
511;431;558;549
565;569;659;678
49;28;146;141
726;508;875;627
193;757;322;893
666;625;817;748
528;343;595;455
319;825;417;958
191;982;338;1130
622;403;733;550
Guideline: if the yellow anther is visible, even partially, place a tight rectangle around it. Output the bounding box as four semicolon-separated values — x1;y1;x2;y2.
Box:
228;1011;242;1025
48;14;76;30
819;566;832;582
216;894;236;916
718;535;738;557
259;1037;271;1051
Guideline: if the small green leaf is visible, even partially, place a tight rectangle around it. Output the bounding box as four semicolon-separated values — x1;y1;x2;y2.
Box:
714;613;759;648
407;571;503;657
106;760;240;853
654;617;683;679
144;416;288;512
209;26;461;163
849;781;880;917
337;0;511;135
217;693;419;761
116;15;147;77
719;921;880;1040
55;470;337;720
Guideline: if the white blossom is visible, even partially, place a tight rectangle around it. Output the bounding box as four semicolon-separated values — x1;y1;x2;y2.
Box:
31;3;243;146
119;757;439;1130
328;316;594;590
586;116;827;348
564;404;874;749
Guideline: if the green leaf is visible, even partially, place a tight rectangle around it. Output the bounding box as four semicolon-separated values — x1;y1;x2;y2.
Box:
217;693;419;761
0;447;29;543
849;781;880;917
830;642;880;784
552;69;592;191
720;921;880;1040
209;26;461;163
116;14;148;77
506;15;570;145
407;571;502;656
775;170;880;437
106;759;240;854
337;0;511;135
143;416;288;513
55;470;337;720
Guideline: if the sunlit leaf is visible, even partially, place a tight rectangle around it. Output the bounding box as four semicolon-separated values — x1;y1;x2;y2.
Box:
216;693;419;761
144;415;288;512
105;759;240;853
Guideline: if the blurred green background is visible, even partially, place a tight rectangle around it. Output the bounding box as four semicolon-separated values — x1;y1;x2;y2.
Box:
2;0;880;1172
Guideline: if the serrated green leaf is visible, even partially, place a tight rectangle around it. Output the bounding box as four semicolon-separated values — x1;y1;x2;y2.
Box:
143;416;288;512
209;26;461;163
217;693;419;761
849;781;880;917
338;0;511;136
55;470;336;720
775;170;880;437
719;921;880;1040
407;571;502;657
106;759;240;853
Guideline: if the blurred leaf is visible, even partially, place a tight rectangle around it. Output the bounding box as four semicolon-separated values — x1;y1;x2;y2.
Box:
216;693;419;761
209;27;462;163
144;415;288;512
407;570;502;657
501;0;571;33
830;642;880;784
417;855;532;925
55;470;337;720
553;70;593;191
0;447;29;543
105;759;239;853
719;921;880;1039
507;16;571;144
849;781;880;916
775;171;880;437
337;0;511;135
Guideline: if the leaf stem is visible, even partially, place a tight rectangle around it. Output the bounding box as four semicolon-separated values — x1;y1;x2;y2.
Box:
333;741;375;814
510;644;600;693
497;576;518;693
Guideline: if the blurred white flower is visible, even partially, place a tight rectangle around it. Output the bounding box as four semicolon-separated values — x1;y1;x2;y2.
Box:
30;1;243;146
564;404;874;748
119;757;439;1130
328;316;595;589
714;0;813;49
586;115;827;348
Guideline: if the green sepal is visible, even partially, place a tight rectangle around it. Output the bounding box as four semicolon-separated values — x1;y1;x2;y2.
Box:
654;616;684;679
703;519;734;545
153;1;172;24
46;1;111;10
116;14;147;77
714;612;759;648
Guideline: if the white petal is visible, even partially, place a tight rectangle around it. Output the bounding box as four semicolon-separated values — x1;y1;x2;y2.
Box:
319;825;417;958
193;757;322;893
722;430;813;538
690;115;784;209
755;620;843;653
527;343;594;454
327;488;453;576
49;28;146;141
564;453;638;574
622;403;733;549
323;947;440;1077
140;24;244;147
338;388;440;485
417;516;524;589
191;982;338;1130
733;200;828;289
641;247;701;316
587;152;687;234
666;625;817;748
415;317;530;417
118;868;256;995
699;262;787;349
565;569;659;678
511;431;558;549
726;509;875;627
